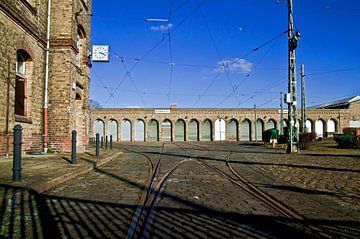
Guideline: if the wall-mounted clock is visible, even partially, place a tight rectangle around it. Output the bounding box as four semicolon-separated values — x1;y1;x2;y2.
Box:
92;45;110;62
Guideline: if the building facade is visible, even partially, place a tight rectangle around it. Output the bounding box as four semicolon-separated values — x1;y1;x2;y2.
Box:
0;0;92;156
91;98;360;142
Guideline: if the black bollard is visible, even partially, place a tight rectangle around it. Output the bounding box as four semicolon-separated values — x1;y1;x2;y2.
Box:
13;124;22;182
71;130;77;164
110;135;113;149
95;133;100;157
101;136;103;148
105;136;108;149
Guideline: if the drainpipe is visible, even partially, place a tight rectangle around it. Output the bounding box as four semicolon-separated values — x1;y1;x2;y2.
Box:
43;0;52;153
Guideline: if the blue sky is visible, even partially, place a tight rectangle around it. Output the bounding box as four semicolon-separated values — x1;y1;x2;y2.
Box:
90;0;360;109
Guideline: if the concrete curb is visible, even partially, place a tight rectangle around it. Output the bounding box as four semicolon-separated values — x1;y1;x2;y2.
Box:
29;151;122;194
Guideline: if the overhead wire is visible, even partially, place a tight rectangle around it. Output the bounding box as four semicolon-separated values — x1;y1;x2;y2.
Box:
216;34;285;107
167;0;175;105
100;0;209;107
197;1;241;106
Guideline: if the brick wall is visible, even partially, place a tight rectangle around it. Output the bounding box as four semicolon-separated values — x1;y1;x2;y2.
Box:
0;0;92;156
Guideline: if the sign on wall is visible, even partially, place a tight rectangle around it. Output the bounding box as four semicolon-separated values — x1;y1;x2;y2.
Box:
155;109;171;114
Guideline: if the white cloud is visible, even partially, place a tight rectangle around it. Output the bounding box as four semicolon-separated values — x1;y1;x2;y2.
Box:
216;58;253;73
126;105;141;108
150;23;173;32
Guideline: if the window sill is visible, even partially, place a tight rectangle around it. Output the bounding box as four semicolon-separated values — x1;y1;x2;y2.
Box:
15;115;33;124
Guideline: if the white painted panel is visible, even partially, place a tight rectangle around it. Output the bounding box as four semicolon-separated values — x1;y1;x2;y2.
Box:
315;120;324;138
215;119;226;141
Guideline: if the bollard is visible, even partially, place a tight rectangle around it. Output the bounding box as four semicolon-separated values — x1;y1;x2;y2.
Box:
71;130;77;164
105;135;108;149
101;136;104;148
13;124;22;182
95;133;100;157
110;135;113;149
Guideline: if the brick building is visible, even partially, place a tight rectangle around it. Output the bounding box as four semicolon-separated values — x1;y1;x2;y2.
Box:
0;0;92;156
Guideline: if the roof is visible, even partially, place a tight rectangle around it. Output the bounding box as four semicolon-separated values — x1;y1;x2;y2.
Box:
312;96;360;109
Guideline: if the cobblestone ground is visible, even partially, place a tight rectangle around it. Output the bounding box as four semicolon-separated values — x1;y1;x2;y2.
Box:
0;142;359;238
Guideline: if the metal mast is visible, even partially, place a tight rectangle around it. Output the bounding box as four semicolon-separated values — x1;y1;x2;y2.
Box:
280;92;284;135
286;0;300;153
301;64;306;133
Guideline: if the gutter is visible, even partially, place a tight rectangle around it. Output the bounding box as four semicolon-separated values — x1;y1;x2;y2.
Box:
43;0;52;153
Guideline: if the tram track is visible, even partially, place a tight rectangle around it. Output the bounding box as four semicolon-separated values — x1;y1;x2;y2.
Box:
125;143;189;239
175;142;332;239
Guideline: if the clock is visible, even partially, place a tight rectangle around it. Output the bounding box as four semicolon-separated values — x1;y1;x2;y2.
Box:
92;45;110;62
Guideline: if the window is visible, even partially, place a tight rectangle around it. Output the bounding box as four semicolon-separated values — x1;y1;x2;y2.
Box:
77;26;86;66
15;50;31;117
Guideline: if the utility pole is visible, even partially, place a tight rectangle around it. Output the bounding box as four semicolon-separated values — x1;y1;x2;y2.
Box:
301;64;306;133
280;92;284;135
254;104;257;141
286;0;300;153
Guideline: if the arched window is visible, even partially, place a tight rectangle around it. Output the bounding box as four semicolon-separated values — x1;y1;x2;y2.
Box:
77;26;86;66
15;50;31;117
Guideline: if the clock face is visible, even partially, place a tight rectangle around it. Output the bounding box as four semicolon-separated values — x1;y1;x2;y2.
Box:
92;45;109;62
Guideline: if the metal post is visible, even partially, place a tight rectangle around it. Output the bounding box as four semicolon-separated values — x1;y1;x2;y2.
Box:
301;64;306;133
286;0;300;153
6;59;10;157
95;133;100;157
254;104;257;141
105;135;108;149
280;92;284;135
110;135;113;149
71;130;77;164
13;125;22;182
101;136;103;148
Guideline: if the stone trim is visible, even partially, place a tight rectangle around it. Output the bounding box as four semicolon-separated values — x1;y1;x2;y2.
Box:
0;1;46;46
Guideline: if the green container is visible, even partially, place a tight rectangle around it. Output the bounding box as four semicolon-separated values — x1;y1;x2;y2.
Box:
338;134;355;148
263;128;279;142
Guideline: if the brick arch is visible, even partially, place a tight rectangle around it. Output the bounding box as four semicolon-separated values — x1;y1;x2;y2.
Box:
77;20;88;39
15;41;35;60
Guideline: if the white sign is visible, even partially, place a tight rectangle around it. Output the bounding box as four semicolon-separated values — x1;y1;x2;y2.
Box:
349;120;360;127
278;109;288;114
155;109;171;114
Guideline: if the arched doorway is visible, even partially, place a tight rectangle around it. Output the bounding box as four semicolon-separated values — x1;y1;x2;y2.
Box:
161;119;172;141
240;119;251;141
215;119;226;141
121;119;131;141
135;120;145;141
175;119;185;141
327;119;337;136
255;119;264;141
266;119;276;130
201;119;212;141
94;120;104;138
315;119;325;138
148;119;159;141
188;119;199;141
108;120;118;141
226;119;238;141
305;119;312;133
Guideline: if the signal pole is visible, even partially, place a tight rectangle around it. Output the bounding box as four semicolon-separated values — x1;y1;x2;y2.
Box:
286;0;300;153
280;92;284;135
301;64;306;133
254;104;257;141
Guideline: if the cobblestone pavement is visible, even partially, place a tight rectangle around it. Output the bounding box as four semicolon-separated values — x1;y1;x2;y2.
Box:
0;142;359;238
